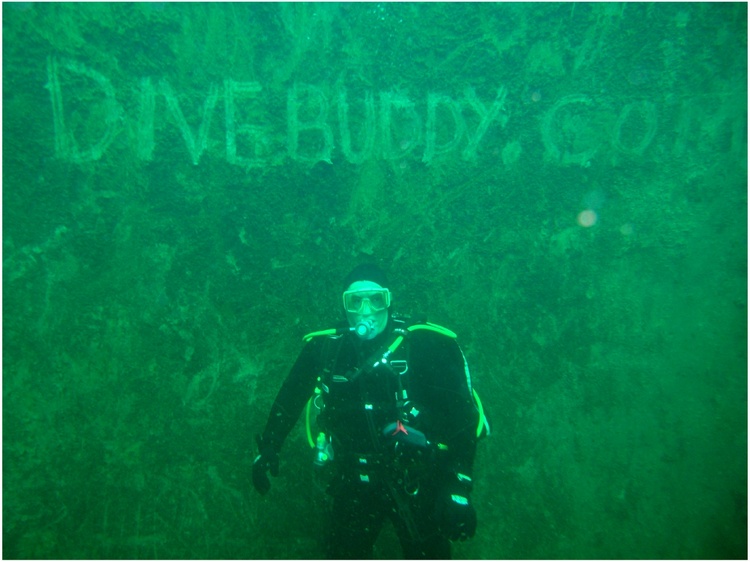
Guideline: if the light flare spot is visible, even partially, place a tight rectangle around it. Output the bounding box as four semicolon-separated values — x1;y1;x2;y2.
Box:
577;209;597;228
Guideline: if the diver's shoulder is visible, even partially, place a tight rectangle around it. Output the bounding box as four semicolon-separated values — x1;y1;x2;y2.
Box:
396;315;459;343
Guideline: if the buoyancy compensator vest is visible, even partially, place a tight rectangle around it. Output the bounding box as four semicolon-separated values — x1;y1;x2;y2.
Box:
302;316;489;472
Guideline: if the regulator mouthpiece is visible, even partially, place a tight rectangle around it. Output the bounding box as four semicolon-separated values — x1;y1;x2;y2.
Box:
354;318;376;340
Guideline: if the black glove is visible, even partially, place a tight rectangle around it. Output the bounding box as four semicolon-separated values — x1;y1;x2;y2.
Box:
435;473;477;541
252;434;279;495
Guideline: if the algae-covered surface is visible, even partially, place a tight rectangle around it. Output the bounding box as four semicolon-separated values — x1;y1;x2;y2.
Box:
3;3;747;559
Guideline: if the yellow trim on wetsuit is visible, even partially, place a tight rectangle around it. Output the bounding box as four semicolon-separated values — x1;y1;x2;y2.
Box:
302;328;339;342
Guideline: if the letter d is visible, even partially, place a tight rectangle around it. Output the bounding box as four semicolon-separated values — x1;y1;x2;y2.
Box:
46;57;121;163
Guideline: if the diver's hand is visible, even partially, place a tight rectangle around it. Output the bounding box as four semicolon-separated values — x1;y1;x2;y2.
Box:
252;435;279;495
436;492;477;541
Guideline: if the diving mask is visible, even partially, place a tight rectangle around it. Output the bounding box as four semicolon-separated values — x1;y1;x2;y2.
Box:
342;287;391;314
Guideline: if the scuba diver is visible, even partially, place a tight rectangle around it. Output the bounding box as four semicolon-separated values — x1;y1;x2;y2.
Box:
252;264;489;559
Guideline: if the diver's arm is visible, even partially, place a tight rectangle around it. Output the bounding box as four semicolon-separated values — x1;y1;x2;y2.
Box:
259;338;321;452
409;329;480;539
412;331;479;479
440;339;479;480
252;338;321;495
430;336;480;541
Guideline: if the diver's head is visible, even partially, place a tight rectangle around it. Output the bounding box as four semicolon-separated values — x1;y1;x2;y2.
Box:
342;264;391;340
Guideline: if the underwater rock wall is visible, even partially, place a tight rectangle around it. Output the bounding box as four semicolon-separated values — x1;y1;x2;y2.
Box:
3;3;747;559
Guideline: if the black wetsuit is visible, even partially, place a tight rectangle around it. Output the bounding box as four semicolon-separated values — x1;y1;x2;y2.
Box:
258;317;479;559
